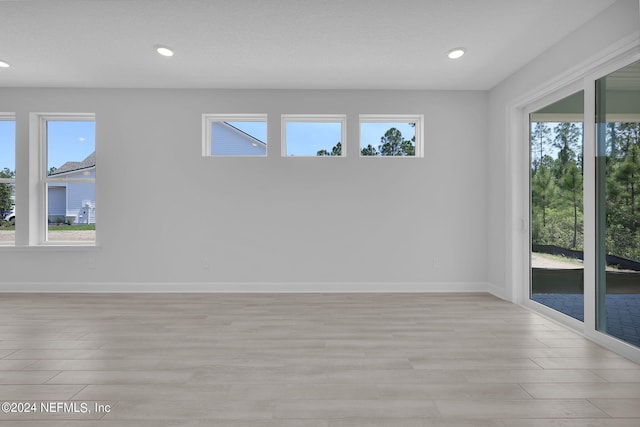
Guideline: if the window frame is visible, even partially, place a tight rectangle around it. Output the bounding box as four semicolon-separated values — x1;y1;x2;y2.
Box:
202;113;268;157
0;113;16;246
281;114;347;157
359;114;424;158
35;113;96;246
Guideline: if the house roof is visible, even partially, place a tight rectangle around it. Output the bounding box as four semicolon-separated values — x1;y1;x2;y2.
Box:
50;152;95;176
224;122;266;146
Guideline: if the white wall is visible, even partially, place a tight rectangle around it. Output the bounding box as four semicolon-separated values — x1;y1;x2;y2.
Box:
0;89;489;291
488;0;640;300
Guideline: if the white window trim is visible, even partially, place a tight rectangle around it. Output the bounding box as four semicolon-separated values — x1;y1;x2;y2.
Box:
359;114;424;158
33;113;96;246
281;114;347;157
202;113;268;157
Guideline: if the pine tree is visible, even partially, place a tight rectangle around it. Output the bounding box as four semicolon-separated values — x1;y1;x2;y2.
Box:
561;162;583;248
317;142;342;157
531;159;556;228
379;128;412;156
531;122;552;172
553;122;581;176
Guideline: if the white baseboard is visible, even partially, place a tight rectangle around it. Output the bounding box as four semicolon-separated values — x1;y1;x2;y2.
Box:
0;281;493;293
486;282;507;300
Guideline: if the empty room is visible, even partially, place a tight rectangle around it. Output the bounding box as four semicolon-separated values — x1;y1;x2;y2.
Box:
1;0;640;425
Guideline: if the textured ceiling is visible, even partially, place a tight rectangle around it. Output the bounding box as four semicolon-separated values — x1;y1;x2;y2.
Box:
0;0;620;89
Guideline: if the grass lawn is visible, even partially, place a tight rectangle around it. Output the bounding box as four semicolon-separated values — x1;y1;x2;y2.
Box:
48;224;95;231
1;224;96;231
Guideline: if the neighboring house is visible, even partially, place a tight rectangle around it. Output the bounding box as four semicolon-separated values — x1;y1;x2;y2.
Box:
211;122;266;156
48;152;95;224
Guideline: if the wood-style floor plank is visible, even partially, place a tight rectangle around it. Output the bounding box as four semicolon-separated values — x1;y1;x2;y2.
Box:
0;292;638;425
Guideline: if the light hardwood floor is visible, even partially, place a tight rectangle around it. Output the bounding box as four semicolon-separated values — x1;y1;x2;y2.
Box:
0;292;639;426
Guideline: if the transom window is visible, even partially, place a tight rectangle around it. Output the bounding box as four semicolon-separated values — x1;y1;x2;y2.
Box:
202;114;267;157
281;115;346;157
359;114;424;157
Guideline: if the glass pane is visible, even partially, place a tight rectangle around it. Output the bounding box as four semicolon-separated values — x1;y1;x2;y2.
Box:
0;119;15;244
530;91;585;321
46;182;96;242
596;60;640;348
47;121;95;174
47;120;95;243
360;122;416;156
285;121;342;156
0;120;15;172
211;121;266;156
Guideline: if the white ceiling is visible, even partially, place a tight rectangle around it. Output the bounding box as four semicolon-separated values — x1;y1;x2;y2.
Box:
0;0;619;90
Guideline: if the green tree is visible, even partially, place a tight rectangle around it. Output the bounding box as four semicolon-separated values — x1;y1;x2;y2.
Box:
361;144;379;156
531;122;552;172
0;168;15;214
597;123;640;259
616;122;640;157
606;122;618;158
613;143;640;233
553;122;582;175
400;139;415;156
561;162;583;248
379;128;414;156
531;159;556;229
360;126;415;156
530;122;587;251
317;142;342;156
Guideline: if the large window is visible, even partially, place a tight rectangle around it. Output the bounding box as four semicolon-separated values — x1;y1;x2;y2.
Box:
281;115;346;157
0;114;15;245
596;60;640;348
41;115;96;244
529;91;585;321
360;115;423;157
202;114;267;157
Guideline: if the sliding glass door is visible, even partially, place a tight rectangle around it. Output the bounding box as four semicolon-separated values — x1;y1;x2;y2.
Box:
528;60;640;354
530;91;585;321
596;60;640;348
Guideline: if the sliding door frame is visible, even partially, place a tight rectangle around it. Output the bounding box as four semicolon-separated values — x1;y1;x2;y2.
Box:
509;39;640;363
522;82;586;332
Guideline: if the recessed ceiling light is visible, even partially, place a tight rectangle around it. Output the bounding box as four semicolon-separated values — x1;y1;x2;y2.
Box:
155;45;174;57
0;60;10;68
447;48;466;59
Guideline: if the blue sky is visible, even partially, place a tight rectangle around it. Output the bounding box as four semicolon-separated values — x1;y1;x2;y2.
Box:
1;119;417;168
0;120;16;172
228;121;416;156
530;121;584;161
0;120;95;173
47;121;95;170
360;122;415;151
285;122;341;156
